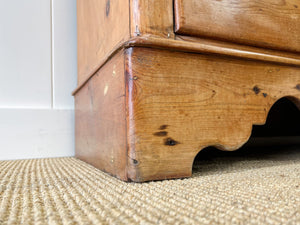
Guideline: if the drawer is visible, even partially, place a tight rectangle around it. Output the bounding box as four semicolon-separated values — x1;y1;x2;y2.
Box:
174;0;300;52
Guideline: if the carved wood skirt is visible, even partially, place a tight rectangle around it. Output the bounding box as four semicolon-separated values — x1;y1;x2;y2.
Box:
74;39;300;182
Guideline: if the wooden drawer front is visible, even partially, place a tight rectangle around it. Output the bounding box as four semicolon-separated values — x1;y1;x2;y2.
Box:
174;0;300;52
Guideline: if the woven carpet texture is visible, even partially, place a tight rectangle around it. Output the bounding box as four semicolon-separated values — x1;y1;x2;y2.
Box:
0;146;299;225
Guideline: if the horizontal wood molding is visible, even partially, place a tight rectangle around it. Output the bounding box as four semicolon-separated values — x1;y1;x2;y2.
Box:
73;36;300;96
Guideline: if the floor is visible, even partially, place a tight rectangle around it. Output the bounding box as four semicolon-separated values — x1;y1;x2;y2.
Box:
0;144;299;224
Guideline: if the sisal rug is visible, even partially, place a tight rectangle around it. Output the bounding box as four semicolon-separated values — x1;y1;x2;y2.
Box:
0;145;299;224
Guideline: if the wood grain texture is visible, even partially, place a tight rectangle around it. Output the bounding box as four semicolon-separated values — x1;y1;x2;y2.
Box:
73;36;300;96
129;36;300;66
77;0;130;84
75;1;300;182
174;0;300;52
130;0;174;38
125;47;300;182
75;51;128;181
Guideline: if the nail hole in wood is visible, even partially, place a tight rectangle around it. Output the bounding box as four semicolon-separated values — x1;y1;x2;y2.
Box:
253;86;261;94
164;138;179;146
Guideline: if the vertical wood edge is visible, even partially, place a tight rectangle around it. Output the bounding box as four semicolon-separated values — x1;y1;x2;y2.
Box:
124;47;139;181
173;0;183;33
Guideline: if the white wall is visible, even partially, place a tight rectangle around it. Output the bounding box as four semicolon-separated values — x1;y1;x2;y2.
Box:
0;0;77;160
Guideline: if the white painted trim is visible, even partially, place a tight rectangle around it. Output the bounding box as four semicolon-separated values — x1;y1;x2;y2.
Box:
0;108;74;160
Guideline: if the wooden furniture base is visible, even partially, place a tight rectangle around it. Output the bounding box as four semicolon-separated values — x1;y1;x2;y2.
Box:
75;0;300;182
75;46;300;182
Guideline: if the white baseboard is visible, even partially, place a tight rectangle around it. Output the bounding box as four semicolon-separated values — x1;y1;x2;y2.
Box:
0;108;74;160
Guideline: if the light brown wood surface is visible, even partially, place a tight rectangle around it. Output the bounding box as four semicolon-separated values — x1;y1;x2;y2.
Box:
129;36;300;66
77;0;130;84
125;47;300;182
73;36;300;96
77;0;174;85
75;46;300;182
174;0;300;52
75;50;128;181
75;1;300;182
130;0;174;38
